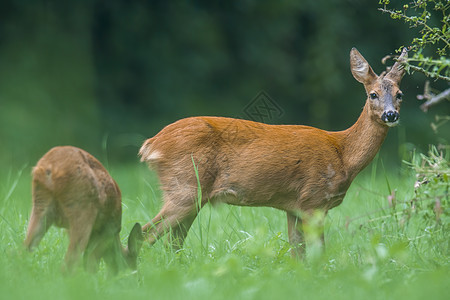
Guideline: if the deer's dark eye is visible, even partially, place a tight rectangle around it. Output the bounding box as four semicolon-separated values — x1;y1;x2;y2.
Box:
369;93;378;100
396;92;403;101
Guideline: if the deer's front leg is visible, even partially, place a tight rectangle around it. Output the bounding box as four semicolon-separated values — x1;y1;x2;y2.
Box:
302;210;326;255
286;211;306;259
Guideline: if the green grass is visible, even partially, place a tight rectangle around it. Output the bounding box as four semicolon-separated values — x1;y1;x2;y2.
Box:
0;156;448;300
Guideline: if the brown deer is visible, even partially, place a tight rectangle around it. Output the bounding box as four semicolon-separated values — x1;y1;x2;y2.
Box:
139;48;407;257
24;146;143;273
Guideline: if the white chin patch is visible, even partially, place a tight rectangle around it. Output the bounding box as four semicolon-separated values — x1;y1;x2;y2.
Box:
385;121;399;127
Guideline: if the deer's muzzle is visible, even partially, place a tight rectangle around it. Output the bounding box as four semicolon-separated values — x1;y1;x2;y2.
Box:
381;110;399;125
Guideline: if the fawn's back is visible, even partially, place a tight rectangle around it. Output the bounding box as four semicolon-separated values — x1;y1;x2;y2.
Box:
25;146;142;273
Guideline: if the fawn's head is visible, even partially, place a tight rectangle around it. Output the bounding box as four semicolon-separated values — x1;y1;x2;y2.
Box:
350;48;407;127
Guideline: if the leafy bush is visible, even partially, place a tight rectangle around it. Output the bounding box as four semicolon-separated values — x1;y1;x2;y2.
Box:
408;146;449;226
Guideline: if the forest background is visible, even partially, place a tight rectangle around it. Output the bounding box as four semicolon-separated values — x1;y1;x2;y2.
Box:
0;0;448;167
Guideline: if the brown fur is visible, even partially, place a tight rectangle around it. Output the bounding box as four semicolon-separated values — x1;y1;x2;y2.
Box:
139;48;407;257
24;146;143;274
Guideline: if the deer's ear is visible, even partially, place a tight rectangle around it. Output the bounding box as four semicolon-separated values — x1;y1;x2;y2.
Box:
386;48;408;83
350;48;378;84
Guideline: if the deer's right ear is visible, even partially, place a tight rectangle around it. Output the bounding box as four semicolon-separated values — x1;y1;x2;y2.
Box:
350;48;377;84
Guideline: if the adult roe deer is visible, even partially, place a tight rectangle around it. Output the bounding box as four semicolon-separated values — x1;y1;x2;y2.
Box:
24;146;144;273
139;48;408;257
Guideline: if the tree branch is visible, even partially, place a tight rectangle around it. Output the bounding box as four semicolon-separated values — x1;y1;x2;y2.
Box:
417;85;450;112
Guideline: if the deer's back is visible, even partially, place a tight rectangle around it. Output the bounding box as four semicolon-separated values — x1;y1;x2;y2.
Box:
141;117;351;211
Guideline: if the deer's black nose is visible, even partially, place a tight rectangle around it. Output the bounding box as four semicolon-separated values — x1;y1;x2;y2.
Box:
381;110;399;123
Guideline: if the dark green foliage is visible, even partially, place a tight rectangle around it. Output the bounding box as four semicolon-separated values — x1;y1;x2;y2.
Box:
0;0;448;167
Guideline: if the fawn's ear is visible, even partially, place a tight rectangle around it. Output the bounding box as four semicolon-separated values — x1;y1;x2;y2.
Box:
350;48;378;85
128;223;144;259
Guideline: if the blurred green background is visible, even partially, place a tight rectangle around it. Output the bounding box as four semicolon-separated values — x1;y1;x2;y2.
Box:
0;0;448;167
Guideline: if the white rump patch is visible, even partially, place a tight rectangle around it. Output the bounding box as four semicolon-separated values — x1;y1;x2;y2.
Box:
146;150;162;161
139;142;162;162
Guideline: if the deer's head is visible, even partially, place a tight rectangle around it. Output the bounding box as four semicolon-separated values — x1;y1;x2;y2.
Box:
350;48;408;127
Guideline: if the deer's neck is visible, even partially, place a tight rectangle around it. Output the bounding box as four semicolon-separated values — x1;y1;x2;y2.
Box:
337;102;389;180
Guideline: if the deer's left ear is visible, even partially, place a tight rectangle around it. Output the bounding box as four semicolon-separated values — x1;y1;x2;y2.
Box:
350;48;378;85
386;48;408;83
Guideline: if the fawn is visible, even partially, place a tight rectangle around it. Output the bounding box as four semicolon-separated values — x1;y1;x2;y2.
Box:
139;48;407;257
24;146;143;273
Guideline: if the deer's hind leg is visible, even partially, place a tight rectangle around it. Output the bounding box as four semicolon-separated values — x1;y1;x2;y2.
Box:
143;193;199;251
169;214;197;251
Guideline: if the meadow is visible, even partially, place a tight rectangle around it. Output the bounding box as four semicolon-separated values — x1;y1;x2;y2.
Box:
0;150;448;300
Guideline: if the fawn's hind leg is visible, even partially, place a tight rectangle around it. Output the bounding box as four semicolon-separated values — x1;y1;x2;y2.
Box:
24;189;55;251
64;206;97;273
24;207;54;250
